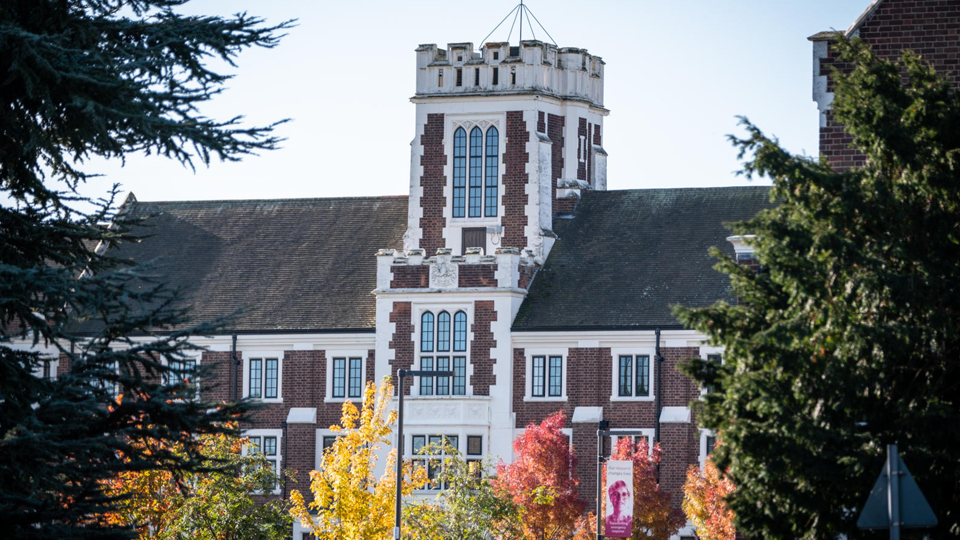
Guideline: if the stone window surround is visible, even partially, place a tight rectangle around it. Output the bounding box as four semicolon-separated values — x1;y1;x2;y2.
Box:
609;346;656;402
324;349;369;403
522;347;568;402
413;302;475;398
242;428;283;495
242;350;283;403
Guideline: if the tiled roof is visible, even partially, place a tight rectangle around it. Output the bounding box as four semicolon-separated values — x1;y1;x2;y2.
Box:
108;196;408;333
513;187;775;331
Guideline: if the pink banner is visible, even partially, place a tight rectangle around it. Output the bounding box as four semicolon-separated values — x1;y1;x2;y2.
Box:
605;460;633;538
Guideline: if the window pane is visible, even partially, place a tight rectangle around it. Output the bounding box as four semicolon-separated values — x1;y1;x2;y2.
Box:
636;355;650;397
484;127;499;217
249;359;262;398
436;357;450;395
467;435;482;456
412;435;426;454
469;127;483;217
263;436;277;456
333;358;345;398
265;358;278;399
248;436;261;454
453;128;466;217
184;359;196;385
348;357;362;398
437;311;451;352
445;435;458;452
420;357;434;395
453;356;466;395
706;435;717;455
429;435;443;450
619;355;633;396
532;356;545;397
421;312;435;352
453;311;467;352
548;356;563;397
322;436;340;450
428;459;441;489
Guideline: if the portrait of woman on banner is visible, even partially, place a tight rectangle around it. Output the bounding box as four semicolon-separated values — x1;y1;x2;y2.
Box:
605;478;633;537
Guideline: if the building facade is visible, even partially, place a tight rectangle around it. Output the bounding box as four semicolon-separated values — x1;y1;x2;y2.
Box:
36;1;958;538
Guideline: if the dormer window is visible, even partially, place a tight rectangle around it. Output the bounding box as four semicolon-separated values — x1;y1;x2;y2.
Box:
452;126;499;218
493;51;499;60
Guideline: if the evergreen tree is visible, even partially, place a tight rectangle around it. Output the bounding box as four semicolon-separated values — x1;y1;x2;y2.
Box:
677;38;960;538
0;1;290;537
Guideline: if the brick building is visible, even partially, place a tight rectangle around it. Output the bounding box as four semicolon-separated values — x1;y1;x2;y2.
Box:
29;1;958;539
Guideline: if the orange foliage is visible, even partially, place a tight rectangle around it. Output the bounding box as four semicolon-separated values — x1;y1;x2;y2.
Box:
494;412;588;540
682;455;736;540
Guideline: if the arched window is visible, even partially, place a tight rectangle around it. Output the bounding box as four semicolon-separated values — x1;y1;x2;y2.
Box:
484;127;499;217
437;311;451;352
453;128;466;218
469;127;483;217
420;312;435;352
453;311;467;352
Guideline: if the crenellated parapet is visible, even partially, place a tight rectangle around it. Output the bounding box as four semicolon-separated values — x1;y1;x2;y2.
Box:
414;40;605;109
375;247;539;293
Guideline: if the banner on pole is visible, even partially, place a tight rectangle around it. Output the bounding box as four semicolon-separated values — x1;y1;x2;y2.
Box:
605;460;633;538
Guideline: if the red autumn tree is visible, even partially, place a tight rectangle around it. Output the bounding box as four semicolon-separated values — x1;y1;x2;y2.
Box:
597;437;684;540
682;454;736;540
495;412;588;540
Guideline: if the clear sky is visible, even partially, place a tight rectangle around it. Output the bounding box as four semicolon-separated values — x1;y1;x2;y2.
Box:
80;0;872;203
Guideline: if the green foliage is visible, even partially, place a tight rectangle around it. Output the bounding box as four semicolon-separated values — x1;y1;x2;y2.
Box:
0;1;289;538
104;428;291;540
403;444;523;540
677;37;960;539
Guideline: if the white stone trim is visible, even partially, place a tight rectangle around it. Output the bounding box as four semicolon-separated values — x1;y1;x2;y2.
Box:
609;347;656;402
522;347;569;402
242;350;284;403
324;350;369;403
659;406;691;424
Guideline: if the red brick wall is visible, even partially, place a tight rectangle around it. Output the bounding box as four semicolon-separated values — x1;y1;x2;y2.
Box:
659;347;702;506
201;351;233;403
57;352;71;377
419;113;447;253
818;0;960;171
518;264;537;289
469;301;497;395
391;265;429;288
550;114;576;216
459;264;498;287
503;111;529;249
389;302;415;396
511;346;703;511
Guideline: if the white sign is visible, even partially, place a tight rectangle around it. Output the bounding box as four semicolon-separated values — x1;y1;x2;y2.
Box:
605;460;634;538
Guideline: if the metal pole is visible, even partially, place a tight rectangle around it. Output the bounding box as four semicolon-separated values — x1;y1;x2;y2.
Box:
596;420;608;540
888;444;900;540
394;369;405;540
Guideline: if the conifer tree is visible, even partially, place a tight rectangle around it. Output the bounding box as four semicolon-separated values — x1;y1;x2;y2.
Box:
0;1;290;537
677;37;960;538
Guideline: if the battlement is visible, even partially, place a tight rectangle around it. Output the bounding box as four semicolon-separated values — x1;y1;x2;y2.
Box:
375;247;539;292
414;41;605;108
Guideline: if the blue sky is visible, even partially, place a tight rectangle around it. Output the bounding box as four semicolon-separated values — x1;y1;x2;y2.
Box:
81;0;872;202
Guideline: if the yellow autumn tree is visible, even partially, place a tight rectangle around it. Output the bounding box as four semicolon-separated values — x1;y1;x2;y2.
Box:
682;456;736;540
290;378;426;540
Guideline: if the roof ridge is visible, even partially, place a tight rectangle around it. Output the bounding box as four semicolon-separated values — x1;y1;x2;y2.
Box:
132;194;409;205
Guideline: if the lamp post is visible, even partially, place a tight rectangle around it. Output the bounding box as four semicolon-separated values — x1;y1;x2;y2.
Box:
393;368;455;540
